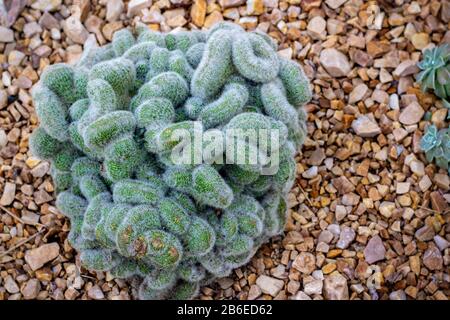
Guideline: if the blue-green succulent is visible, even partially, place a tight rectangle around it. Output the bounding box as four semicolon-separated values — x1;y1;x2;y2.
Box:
420;125;450;174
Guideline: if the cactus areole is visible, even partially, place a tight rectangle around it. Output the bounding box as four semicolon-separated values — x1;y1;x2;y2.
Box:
30;22;312;299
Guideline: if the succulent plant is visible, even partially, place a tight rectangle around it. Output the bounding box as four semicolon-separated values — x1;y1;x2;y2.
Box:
30;22;311;300
420;125;450;174
417;44;450;110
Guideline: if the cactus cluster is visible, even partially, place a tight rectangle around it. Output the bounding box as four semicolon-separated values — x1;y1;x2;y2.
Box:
30;22;311;300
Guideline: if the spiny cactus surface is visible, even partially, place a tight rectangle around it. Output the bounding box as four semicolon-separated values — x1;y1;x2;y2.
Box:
30;22;311;300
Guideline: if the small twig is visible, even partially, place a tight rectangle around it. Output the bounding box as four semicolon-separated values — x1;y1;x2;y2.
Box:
419;206;450;215
81;274;97;280
0;205;46;228
0;205;26;224
0;229;44;258
298;185;313;206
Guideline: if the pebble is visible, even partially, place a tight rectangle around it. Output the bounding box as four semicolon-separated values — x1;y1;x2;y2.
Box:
399;102;424;125
127;0;151;17
63;16;89;44
247;0;264;15
409;160;425;176
291;291;312;300
364;235;386;264
389;290;407;300
335;205;347;221
415;225;435;242
336;226;355;249
326;19;345;35
8;50;26;66
31;0;62;11
323;272;348;300
433;173;449;190
31;161;50;178
423;246;443;271
24;243;60;271
419;175;433;191
351;115;381;137
430;191;448;212
302;166;318;179
396;182;410;194
348;83;368;104
325;0;347;9
0;182;16;206
4;275;20;294
21;279;41;299
204;11;223;28
0;129;7;148
255;275;284;297
307;16;326;39
304;279;323;295
318;230;334;244
332;176;355;194
34;189;53;205
411;33;430;50
191;0;207;27
0;26;14;42
24;22;43;38
247;284;262;300
433;235;449;251
219;0;246;8
39;12;60;29
353;49;372;67
378;201;395;218
307;148;326;166
87;285;105;300
393;60;420;77
0;90;7;109
292;252;316;274
106;0;124;22
320;48;351;77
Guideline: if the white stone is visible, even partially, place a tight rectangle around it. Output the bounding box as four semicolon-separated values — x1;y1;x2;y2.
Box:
63;16;89;44
255;275;284;297
348;83;369;104
31;0;62;11
107;0;124;21
0;182;15;206
323;273;348;300
379;201;395;218
127;0;152;17
399;101;424;125
396;182;410;194
325;0;348;9
302;166;318;179
320;48;351;77
351;114;381;137
304;279;323;295
307;16;326;39
0;26;14;43
24;243;60;271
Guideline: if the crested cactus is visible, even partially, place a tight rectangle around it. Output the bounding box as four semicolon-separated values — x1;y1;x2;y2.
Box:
30;22;311;300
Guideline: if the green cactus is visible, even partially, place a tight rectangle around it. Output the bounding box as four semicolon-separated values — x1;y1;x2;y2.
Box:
30;22;311;300
32;85;70;142
232;32;280;83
